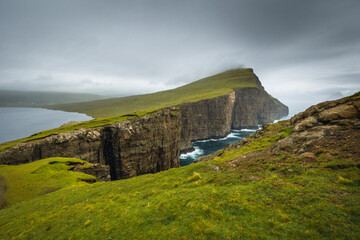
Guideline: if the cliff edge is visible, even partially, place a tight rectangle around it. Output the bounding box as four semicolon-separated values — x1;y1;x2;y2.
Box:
0;69;288;180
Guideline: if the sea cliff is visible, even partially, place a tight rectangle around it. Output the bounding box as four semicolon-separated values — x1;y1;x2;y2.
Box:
0;71;288;180
179;87;288;151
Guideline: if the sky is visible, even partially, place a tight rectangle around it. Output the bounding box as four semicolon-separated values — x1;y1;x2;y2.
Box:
0;0;359;116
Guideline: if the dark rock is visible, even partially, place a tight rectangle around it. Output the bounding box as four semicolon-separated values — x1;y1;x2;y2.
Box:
72;163;111;182
293;116;318;132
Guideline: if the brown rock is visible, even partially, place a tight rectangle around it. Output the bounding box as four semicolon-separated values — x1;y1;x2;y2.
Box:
293;116;318;132
352;101;360;111
319;104;360;122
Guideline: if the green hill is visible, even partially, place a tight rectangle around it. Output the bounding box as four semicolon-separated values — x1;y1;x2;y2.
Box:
49;68;260;118
0;92;359;239
0;90;107;107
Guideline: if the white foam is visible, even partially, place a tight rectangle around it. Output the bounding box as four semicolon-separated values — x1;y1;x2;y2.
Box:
273;115;290;123
196;129;256;143
238;128;257;132
196;138;220;143
225;132;242;139
179;147;204;159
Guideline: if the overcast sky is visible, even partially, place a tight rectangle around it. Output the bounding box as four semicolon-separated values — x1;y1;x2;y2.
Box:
0;0;359;116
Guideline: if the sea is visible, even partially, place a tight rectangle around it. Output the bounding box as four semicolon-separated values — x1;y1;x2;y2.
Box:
179;129;257;166
0;107;93;144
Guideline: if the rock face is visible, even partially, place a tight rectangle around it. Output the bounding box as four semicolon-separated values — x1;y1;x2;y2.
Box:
101;110;181;180
178;92;236;151
0;109;181;180
70;162;111;182
179;87;288;151
232;87;288;129
0;85;288;180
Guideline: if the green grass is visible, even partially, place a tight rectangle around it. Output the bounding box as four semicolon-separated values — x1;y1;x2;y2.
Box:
49;68;260;118
0;122;359;239
0;157;96;208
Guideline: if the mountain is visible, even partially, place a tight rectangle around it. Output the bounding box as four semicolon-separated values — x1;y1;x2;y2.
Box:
0;90;107;107
0;92;359;239
49;68;276;118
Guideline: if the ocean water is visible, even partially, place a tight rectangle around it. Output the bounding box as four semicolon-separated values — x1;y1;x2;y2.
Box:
0;107;93;144
180;129;257;166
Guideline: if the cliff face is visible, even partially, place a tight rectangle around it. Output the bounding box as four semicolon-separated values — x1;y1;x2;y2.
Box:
0;85;288;180
0;109;181;180
231;87;288;129
101;110;181;180
178;92;236;151
178;87;288;151
0;128;103;165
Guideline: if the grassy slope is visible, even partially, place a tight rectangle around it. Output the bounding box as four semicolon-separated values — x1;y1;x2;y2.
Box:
0;121;359;239
0;90;106;107
49;68;259;118
0;157;96;209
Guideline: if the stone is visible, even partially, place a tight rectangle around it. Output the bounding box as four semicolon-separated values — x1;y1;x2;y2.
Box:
293;116;318;132
72;163;111;182
319;104;360;122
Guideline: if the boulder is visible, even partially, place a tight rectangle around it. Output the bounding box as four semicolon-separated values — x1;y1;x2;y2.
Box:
319;104;359;122
293;116;318;132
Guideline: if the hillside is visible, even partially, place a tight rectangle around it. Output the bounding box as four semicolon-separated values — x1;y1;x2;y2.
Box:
0;90;106;107
0;93;359;239
49;68;262;118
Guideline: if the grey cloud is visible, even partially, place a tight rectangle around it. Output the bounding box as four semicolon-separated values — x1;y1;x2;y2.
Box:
0;0;360;115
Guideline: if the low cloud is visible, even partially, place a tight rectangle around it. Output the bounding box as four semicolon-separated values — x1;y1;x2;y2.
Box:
0;0;359;115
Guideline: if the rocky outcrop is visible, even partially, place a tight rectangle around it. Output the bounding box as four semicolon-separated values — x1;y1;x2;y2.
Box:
290;93;360;127
71;163;111;182
0;79;288;180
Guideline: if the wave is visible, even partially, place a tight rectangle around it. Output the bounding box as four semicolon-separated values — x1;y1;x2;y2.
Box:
273;115;290;123
232;128;257;132
179;147;204;160
195;129;257;143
